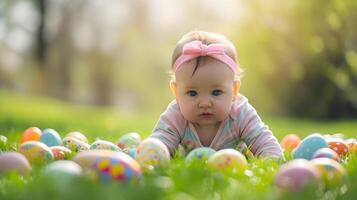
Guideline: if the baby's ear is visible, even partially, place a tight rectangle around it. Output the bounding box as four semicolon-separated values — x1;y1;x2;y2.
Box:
233;80;241;100
170;80;177;97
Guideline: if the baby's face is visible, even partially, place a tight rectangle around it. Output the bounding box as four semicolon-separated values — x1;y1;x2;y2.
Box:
174;57;236;127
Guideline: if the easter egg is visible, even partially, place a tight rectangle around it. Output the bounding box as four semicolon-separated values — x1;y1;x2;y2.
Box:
345;138;357;153
73;150;141;183
207;149;247;173
0;135;7;148
18;141;53;163
63;136;90;152
44;160;82;177
292;133;327;160
280;134;301;151
50;146;72;160
274;159;320;192
40;128;62;147
328;139;349;157
117;132;141;150
135;138;170;170
20;127;42;144
65;131;89;144
185;147;216;163
90;140;119;151
309;158;347;188
94;154;142;183
311;147;341;163
0;152;31;176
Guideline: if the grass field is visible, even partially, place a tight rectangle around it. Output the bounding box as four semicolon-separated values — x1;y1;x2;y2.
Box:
1;91;357;200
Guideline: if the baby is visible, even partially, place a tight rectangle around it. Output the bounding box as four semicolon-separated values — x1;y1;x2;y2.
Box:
150;30;283;159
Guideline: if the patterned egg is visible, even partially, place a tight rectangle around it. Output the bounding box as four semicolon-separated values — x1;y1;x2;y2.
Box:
207;149;247;173
73;150;141;183
309;158;347;188
18;141;53;163
186;147;216;163
274;159;320;192
135;138;170;170
345;138;357;153
65;131;89;144
50;146;72;160
63;136;90;152
292;133;327;160
0;135;7;147
280;134;301;151
117;132;141;150
44;160;82;177
20;127;42;144
328;139;349;157
40;128;62;147
312;147;341;163
0;152;32;176
90;140;120;151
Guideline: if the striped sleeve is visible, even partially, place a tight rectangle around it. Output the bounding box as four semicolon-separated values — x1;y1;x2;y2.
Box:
232;96;283;159
149;101;185;155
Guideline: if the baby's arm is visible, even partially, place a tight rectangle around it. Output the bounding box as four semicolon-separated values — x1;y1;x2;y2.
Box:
235;101;283;159
149;101;184;155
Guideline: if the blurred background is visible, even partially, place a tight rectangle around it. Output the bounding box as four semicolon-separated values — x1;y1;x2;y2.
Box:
0;0;356;119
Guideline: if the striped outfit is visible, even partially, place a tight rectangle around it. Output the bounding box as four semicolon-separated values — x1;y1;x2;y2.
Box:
150;94;283;159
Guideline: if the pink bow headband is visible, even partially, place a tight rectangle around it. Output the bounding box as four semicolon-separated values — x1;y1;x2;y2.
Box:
173;40;237;74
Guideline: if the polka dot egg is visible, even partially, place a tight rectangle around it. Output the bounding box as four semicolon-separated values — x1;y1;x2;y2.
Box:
207;149;247;173
185;147;216;163
292;133;327;160
328;139;349;157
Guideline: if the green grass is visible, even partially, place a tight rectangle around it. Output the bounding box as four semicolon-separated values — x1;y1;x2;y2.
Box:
1;91;357;200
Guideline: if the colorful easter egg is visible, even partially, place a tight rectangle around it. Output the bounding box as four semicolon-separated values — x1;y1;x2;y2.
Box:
18;141;53;163
40;128;62;147
94;154;142;183
186;147;216;163
73;150;141;183
65;131;89;144
309;158;347;188
0;152;31;176
20;127;42;144
44;160;82;177
135;138;170;170
117;132;141;150
292;133;327;160
90;140;119;151
0;135;7;148
274;159;320;192
280;134;301;151
312;147;341;163
50;146;72;160
123;147;137;158
345;138;357;153
328;139;349;157
63;136;90;152
207;149;247;173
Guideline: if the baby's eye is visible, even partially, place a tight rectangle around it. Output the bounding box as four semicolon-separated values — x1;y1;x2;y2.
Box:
212;90;223;96
187;90;198;97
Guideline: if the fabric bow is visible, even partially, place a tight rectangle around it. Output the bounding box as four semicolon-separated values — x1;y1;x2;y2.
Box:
173;40;236;74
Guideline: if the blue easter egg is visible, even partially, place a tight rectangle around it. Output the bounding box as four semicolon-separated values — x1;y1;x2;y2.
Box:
40;128;62;147
185;147;216;162
292;133;327;160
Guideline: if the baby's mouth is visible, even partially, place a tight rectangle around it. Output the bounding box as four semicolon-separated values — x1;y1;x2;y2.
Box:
200;112;213;117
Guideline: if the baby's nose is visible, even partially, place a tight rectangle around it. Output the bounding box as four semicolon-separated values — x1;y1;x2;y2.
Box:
198;97;212;108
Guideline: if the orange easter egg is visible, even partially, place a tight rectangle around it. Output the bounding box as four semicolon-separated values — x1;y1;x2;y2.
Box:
328;140;349;157
20;127;42;144
280;134;301;151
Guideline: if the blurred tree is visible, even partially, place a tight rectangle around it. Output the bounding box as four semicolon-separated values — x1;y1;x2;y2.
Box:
239;0;357;119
